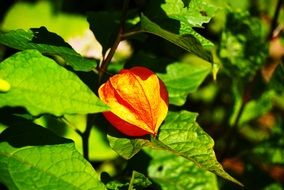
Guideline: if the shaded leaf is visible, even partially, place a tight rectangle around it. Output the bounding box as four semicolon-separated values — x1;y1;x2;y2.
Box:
239;91;275;125
87;12;120;56
144;147;218;190
218;12;268;78
0;119;106;190
0;28;96;71
252;136;284;165
0;50;108;116
128;170;152;190
158;61;211;106
140;14;213;62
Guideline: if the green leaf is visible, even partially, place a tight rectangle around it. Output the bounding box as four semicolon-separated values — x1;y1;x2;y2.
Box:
154;111;242;186
218;12;268;78
0;28;96;71
128;171;152;190
87;12;120;55
269;62;284;93
0;50;108;116
104;170;151;190
0;78;11;92
239;91;275;125
158;61;211;106
252;136;284;165
0;118;106;190
107;111;241;186
1;1;89;40
143;0;216;49
161;0;218;28
107;135;149;160
144;148;218;190
140;14;213;62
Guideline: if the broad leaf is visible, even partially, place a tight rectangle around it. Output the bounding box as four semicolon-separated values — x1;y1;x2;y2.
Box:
0;119;106;190
0;28;96;71
155;111;241;186
144;147;218;190
0;50;108;116
107;110;242;186
158;61;211;106
140;14;213;62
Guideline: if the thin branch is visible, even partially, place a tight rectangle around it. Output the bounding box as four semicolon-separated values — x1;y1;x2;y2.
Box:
98;0;130;81
268;0;283;40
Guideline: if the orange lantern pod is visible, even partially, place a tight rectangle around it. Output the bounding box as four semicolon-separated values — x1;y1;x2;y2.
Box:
98;66;168;137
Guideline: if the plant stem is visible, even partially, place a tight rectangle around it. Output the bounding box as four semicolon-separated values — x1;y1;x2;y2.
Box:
268;0;283;40
82;114;94;160
98;0;130;81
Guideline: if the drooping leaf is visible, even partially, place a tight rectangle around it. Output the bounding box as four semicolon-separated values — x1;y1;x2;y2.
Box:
218;12;268;78
154;111;242;186
0;118;106;190
144;147;218;190
140;14;213;62
0;28;96;71
158;61;211;106
0;50;108;116
107;135;149;160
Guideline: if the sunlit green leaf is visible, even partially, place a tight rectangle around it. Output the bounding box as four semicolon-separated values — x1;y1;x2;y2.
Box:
158;60;211;106
1;1;89;40
0;50;108;116
107;135;149;160
0;119;106;190
140;14;213;62
0;28;96;71
161;0;218;28
154;111;242;186
107;111;241;185
144;148;218;190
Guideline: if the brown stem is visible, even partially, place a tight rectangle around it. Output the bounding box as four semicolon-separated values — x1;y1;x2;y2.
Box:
98;0;130;81
268;0;283;40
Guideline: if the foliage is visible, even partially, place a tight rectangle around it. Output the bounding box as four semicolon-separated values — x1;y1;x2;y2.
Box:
0;0;284;190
